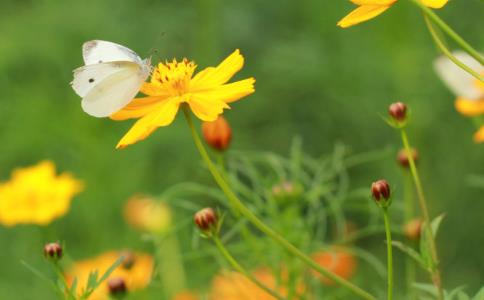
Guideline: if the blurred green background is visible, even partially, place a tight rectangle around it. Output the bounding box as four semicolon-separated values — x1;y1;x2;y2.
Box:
0;0;483;299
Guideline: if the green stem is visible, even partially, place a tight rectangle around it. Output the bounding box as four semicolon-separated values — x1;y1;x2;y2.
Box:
410;0;484;66
183;106;376;300
382;209;393;300
155;234;186;299
403;172;417;298
424;16;483;82
400;129;444;300
212;236;286;300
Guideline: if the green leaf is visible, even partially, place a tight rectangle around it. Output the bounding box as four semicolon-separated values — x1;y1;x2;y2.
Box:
430;214;446;237
97;255;125;285
391;241;427;269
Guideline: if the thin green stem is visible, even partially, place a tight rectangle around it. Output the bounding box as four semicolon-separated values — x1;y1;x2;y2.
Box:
183;106;376;300
424;16;483;82
382;208;393;300
403;172;416;298
400;129;444;300
410;0;484;66
212;236;286;300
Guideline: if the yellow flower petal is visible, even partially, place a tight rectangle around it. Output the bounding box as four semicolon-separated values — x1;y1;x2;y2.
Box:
188;96;230;122
474;126;484;143
193;78;255;104
421;0;448;8
455;97;484;117
190;50;245;88
140;82;170;97
337;4;393;28
351;0;395;4
116;98;180;149
110;96;166;121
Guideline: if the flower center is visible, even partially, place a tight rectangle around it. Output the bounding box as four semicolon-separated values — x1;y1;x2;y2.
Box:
151;58;197;96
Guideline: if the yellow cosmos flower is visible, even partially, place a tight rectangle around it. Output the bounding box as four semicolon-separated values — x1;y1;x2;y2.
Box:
110;49;255;149
123;195;172;233
337;0;448;28
0;161;82;226
210;268;305;300
65;250;153;300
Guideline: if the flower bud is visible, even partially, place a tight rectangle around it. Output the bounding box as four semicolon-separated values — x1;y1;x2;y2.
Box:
120;250;136;270
108;277;127;296
388;102;407;122
202;116;232;151
194;208;218;232
404;218;422;241
371;179;391;202
44;242;62;260
397;148;418;168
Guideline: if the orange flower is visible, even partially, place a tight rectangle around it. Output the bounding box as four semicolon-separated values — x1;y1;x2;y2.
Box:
404;218;422;241
337;0;448;28
123;195;171;233
202;116;232;151
110;50;255;149
311;247;357;285
210;268;304;300
65;250;153;300
0;161;83;226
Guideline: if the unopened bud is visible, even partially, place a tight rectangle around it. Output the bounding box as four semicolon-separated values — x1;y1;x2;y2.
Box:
108;277;127;296
271;181;303;204
371;179;391;205
44;242;62;260
120;250;136;270
202;116;232;151
194;208;218;232
388;102;407;122
404;218;422;241
397;148;418;167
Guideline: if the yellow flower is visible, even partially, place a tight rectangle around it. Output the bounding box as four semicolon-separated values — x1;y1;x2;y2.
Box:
210;268;305;300
0;161;82;226
65;250;153;300
123;195;172;233
110;50;255;149
337;0;448;28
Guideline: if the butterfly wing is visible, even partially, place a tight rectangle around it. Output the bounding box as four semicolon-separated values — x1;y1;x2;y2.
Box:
71;62;137;97
81;63;149;117
82;40;143;65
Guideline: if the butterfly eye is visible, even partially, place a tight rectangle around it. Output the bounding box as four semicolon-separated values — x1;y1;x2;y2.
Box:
89;78;95;83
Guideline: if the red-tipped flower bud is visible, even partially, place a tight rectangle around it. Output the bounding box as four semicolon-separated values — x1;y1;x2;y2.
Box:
44;242;63;260
194;208;218;232
371;180;391;202
202;116;232;151
108;277;127;296
388;102;407;122
397;148;419;167
404;218;422;241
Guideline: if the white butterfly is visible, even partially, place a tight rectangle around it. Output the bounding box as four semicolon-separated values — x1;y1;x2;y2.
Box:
71;40;151;117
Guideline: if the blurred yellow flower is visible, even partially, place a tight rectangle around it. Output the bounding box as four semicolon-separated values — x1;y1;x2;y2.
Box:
173;290;200;300
311;247;358;285
210;268;305;300
0;161;82;226
123;195;172;233
110;50;255;149
65;250;153;300
337;0;448;28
